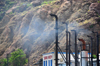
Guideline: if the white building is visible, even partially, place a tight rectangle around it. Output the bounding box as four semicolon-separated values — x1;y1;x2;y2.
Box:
43;52;77;66
43;52;100;66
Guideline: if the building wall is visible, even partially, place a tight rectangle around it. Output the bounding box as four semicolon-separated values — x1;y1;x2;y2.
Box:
43;52;99;66
43;53;54;66
43;52;66;66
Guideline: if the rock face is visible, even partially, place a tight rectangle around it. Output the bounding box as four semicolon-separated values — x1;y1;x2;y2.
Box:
89;3;100;15
0;0;100;65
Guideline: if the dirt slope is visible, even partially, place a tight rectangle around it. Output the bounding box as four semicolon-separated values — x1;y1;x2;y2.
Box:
0;0;100;65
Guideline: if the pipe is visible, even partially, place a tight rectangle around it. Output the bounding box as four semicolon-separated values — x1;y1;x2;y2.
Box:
78;38;88;66
71;30;78;66
62;22;68;66
66;24;68;66
81;45;82;66
78;39;86;50
96;33;99;66
50;14;58;66
92;31;99;66
87;35;93;66
89;44;90;66
67;31;71;66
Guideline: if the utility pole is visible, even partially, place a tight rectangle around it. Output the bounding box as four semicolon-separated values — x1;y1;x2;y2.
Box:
50;14;58;66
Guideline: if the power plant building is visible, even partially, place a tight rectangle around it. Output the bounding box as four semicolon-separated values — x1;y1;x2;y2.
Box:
42;52;100;66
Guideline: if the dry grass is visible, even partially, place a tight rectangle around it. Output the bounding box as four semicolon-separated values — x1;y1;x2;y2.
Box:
79;18;96;26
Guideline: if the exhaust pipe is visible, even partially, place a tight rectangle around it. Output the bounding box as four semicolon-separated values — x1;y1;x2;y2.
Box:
50;14;58;66
92;31;99;66
71;30;78;66
87;36;93;66
78;38;88;66
78;39;86;50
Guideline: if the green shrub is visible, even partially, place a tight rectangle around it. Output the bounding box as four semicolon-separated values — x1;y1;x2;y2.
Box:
20;2;27;6
0;11;4;14
0;49;28;66
5;0;10;4
9;12;13;15
0;58;7;66
27;3;32;7
9;49;28;66
42;0;55;5
9;1;16;5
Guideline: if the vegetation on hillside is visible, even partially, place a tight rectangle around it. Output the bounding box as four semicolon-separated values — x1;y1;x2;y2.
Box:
0;0;17;20
0;0;100;65
42;0;56;5
0;49;28;66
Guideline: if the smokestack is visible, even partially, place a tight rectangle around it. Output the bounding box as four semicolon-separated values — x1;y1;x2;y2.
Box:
87;35;93;66
50;14;58;66
71;30;78;66
79;38;88;66
78;38;86;50
92;31;99;66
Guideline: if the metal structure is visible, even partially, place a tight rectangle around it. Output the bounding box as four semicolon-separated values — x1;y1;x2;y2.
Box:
87;35;93;66
62;22;68;66
92;31;99;66
78;39;88;66
50;14;58;66
50;14;100;66
71;30;78;66
65;24;68;66
67;31;71;66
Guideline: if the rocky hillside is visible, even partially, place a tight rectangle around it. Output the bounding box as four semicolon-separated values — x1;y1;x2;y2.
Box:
0;0;100;65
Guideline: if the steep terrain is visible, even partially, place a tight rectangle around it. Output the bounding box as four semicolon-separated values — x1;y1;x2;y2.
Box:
0;0;100;65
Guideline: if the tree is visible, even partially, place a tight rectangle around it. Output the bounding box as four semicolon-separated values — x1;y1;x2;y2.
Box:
0;58;7;66
9;49;28;66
